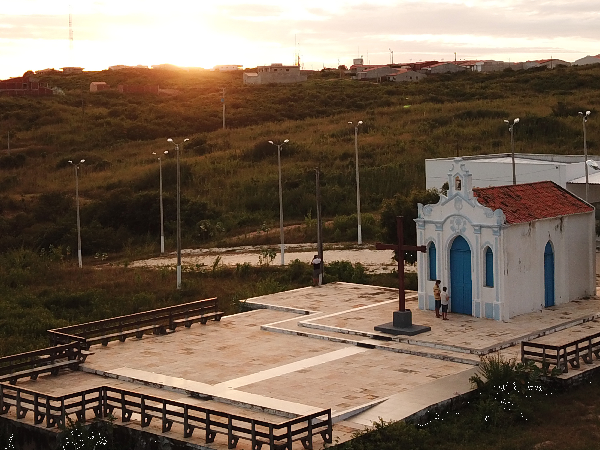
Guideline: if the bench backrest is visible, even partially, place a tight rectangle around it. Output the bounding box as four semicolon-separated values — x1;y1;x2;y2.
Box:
48;298;218;345
0;342;82;375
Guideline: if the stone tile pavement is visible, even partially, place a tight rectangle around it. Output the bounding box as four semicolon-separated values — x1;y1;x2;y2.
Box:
4;282;600;449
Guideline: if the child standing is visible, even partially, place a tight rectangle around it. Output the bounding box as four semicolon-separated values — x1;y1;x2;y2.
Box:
441;287;450;320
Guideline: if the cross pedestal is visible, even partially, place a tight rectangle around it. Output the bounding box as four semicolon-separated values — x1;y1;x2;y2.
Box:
374;216;431;336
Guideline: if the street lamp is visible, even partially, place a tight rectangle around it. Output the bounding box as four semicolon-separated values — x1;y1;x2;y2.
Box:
504;118;520;185
152;150;169;254
68;159;85;268
268;139;289;266
579;111;592;201
167;137;189;289
349;120;363;244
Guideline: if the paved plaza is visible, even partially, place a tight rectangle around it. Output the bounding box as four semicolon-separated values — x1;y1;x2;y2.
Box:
5;282;600;449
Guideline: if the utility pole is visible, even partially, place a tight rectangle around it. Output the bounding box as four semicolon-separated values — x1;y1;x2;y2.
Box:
316;167;323;285
221;88;226;130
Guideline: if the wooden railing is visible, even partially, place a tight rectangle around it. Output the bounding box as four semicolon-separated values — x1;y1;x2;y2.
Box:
0;383;332;450
521;331;600;373
48;298;223;348
0;343;88;385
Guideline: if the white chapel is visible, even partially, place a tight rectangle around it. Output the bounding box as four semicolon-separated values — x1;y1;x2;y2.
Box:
415;158;596;321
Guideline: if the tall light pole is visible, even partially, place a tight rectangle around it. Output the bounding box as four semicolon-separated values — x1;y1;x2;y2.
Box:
153;150;168;254
68;159;85;268
349;121;363;244
579;111;592;201
221;88;226;130
167;138;189;289
268;139;289;266
504;118;520;185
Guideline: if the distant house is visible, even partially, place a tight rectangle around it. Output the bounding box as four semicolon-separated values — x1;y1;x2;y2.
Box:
572;55;600;66
60;67;84;74
426;62;467;74
356;66;398;81
108;65;149;70
523;61;541;70
35;68;57;74
461;60;521;73
243;64;307;85
388;69;427;83
90;82;110;92
0;76;53;96
212;65;243;72
117;84;159;94
537;59;571;69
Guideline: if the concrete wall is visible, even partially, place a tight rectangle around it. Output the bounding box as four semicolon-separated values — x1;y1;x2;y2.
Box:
426;156;596;191
243;71;307;85
391;71;426;82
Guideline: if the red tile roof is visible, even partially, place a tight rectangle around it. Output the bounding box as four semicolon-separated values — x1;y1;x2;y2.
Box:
473;181;593;224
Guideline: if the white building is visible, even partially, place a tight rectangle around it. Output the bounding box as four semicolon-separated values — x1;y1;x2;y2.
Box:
243;64;307;85
416;159;595;321
426;154;600;202
572;55;600;66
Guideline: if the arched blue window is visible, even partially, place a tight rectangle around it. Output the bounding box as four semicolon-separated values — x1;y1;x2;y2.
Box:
484;247;494;287
428;242;437;281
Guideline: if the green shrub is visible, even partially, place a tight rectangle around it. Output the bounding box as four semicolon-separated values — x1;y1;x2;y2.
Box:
0;154;26;170
288;259;311;283
324;261;368;284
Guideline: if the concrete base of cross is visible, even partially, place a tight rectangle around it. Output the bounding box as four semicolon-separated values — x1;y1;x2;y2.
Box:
374;310;431;336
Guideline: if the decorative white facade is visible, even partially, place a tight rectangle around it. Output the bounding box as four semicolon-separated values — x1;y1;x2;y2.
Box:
416;158;595;321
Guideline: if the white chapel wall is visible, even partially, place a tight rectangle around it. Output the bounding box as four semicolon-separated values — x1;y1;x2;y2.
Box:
502;213;595;318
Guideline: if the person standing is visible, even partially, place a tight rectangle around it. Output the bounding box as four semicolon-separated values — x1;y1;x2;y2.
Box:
311;254;322;286
441;286;450;320
433;280;441;318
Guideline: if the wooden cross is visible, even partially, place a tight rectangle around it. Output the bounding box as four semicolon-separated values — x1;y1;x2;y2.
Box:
375;216;426;312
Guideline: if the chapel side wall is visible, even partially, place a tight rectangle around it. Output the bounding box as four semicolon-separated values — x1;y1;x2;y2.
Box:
503;213;594;318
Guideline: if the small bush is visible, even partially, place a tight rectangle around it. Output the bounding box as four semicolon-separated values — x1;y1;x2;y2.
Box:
0;153;26;170
324;260;368;284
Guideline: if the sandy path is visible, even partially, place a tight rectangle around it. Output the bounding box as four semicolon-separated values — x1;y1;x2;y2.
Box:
130;244;417;274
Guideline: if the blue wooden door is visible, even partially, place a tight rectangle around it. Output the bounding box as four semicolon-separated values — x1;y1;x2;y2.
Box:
544;241;555;307
450;235;472;315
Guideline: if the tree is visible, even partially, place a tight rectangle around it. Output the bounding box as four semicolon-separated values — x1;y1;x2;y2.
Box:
380;189;440;263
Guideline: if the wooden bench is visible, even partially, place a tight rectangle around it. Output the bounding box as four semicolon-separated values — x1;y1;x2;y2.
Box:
521;332;600;374
0;343;88;385
47;298;224;348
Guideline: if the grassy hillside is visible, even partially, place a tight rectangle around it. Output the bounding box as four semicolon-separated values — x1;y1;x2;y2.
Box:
0;64;599;258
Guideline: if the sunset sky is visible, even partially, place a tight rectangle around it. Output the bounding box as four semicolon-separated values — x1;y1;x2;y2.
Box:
1;0;598;79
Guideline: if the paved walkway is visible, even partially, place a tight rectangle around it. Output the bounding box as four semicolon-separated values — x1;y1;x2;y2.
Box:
4;283;600;449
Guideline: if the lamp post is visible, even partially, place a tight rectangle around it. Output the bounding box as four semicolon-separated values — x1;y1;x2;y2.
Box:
504;118;520;185
167;138;189;289
349;120;363;244
68;159;85;268
268;139;289;266
153;150;169;254
579;111;592;201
